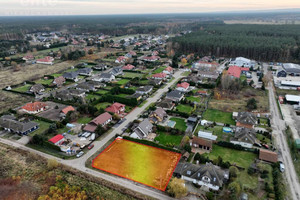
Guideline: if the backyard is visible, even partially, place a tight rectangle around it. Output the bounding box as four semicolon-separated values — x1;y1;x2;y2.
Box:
12;84;32;93
169;117;187;132
122;72;144;79
202;109;235;125
186;96;201;103
95;102;111;110
154;131;183;146
176;104;194;114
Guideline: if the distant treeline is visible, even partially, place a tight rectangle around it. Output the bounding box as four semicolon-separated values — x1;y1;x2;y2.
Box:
171;24;300;62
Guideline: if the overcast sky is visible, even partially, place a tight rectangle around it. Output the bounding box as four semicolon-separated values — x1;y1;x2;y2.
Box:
0;0;299;16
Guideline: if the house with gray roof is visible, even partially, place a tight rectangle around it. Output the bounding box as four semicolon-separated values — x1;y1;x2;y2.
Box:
30;84;45;95
63;72;79;82
157;100;175;110
76;82;96;92
0;115;39;135
109;66;123;76
174;162;229;191
131;119;153;139
230;127;257;148
93;73;115;82
282;63;300;76
76;68;93;76
234;112;257;129
136;86;153;95
166;90;184;102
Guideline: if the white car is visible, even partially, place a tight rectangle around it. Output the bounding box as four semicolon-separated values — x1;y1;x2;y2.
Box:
76;151;84;158
279;162;285;172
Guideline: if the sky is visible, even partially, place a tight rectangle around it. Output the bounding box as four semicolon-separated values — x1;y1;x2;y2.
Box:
0;0;299;16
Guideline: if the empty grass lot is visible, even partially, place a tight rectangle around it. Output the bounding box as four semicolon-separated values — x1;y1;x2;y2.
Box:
95;90;109;95
176;104;193;114
85;94;101;101
117;79;131;85
170;117;187;132
12;84;32;93
153;66;165;74
202;109;235;125
123;72;144;79
35;78;54;85
154;131;183;146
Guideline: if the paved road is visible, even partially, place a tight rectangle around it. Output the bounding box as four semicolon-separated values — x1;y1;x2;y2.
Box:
267;79;300;200
0;71;185;200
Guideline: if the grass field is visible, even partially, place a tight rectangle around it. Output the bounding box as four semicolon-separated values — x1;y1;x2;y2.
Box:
95;102;111;110
203;145;257;168
170;117;187;132
92;139;181;191
202;109;235;125
85;94;102;101
12;84;32;93
77;117;92;124
195;125;230;142
30;120;51;136
117;79;131;85
153;67;165;74
51;73;63;78
95;89;109;95
123;72;144;79
176;104;193;114
186;96;201;103
35;78;54;85
154;131;183;146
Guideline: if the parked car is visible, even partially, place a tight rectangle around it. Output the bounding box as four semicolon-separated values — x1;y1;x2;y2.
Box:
262;144;269;149
76;151;84;158
85;132;91;138
279;162;285;172
80;144;86;149
78;132;83;137
88;144;94;150
89;133;95;141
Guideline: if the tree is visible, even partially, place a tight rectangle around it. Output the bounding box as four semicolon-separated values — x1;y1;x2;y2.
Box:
184;144;191;153
228;181;241;199
246;98;257;110
249;80;254;87
47;123;57;134
47;158;59;170
167;178;187;198
229;166;239;178
88;49;93;55
95;125;105;136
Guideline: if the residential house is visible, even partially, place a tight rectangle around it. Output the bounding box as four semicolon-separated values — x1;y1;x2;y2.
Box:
49;134;65;145
115;56;127;64
174;162;229;191
176;82;190;92
163;66;174;76
110;67;123;76
230;127;257;148
276;66;287;78
141;55;160;62
87;81;106;89
197;90;208;96
149;107;167;123
105;103;126;115
149;79;162;86
76;68;93;76
83;112;112;132
63;72;79;82
136;86;153;95
36;56;54;65
60;106;75;118
157;100;175;110
0;115;39;135
259;149;278;163
76;82;96;92
152;72;167;80
122;64;135;70
198;71;220;80
125;51;137;58
229;57;256;68
93;73;115;82
93;63;107;71
234;112;257;129
192;61;219;70
54;89;85;101
21;102;47;114
53;76;66;87
198;131;217;141
166;90;184;102
29;84;45;95
228;66;242;78
128;92;143;101
282;63;300;76
22;54;35;64
191;137;213;152
131;119;153;139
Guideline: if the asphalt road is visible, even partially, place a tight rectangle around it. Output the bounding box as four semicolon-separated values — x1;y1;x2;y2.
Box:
265;62;300;200
0;71;185;200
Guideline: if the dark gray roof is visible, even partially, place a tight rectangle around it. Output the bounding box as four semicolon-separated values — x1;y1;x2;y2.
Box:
0;115;38;133
128;93;143;99
110;67;123;75
76;82;95;91
76;68;92;74
152;107;167;119
283;63;300;74
134;119;153;138
166;90;183;99
100;73;113;79
157;100;174;109
233;127;257;144
237;112;257;126
136;85;153;92
149;79;162;85
63;72;78;79
30;84;45;93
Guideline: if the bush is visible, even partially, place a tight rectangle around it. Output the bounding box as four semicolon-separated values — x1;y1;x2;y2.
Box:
47;158;59;170
229;166;238;178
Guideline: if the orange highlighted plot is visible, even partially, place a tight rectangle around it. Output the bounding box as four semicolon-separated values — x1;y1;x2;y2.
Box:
92;138;181;191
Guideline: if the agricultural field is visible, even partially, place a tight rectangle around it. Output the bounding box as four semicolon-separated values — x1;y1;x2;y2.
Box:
92;139;181;191
202;109;235;125
169;117;187;131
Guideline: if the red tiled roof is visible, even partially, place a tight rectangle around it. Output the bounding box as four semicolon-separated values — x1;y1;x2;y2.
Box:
92;112;112;125
228;66;241;78
259;149;278;163
23;55;34;60
116;56;127;62
49;134;64;144
22;102;47;112
192;137;212;148
197;90;207;94
128;51;137;56
143;55;160;61
152;72;167;78
61;106;75;114
241;67;249;72
122;64;135;70
177;82;190;89
164;66;173;72
105;103;125;113
36;56;54;63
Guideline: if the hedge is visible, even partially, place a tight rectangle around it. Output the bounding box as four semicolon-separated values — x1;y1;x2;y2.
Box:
4;88;35;96
216;141;259;154
122;136;181;153
166;110;189;118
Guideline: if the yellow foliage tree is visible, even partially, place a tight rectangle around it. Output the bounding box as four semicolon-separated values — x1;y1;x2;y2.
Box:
167;178;187;198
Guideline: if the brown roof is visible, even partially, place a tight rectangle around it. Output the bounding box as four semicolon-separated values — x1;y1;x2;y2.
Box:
91;112;112;125
259;149;278;163
192;137;212;148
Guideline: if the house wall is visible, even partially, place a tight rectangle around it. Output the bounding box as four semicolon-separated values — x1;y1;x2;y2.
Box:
230;141;253;148
181;176;220;191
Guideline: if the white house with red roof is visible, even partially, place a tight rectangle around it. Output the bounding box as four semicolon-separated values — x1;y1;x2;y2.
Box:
49;134;64;146
21;102;47;114
176;82;190;92
36;56;54;65
227;66;242;78
163;66;174;76
125;51;137;58
141;55;160;62
61;106;75;115
152;72;167;80
22;54;35;63
115;56;127;64
122;64;135;70
83;112;112;132
105;103;125;115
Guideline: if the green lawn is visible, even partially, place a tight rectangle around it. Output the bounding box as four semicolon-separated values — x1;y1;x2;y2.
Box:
203;145;257;168
30;120;51;136
95;90;109;95
116;93;129;98
176;104;194;114
117;79;131;85
77;117;92;124
35;78;54;85
203;109;235;125
170;117;187;132
195;125;230;142
123;72;144;78
139;80;149;85
95;102;111;110
186;96;201;103
85;94;101;101
153;66;165;74
240;75;247;82
51;73;63;78
154;131;183;146
12;84;32;93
